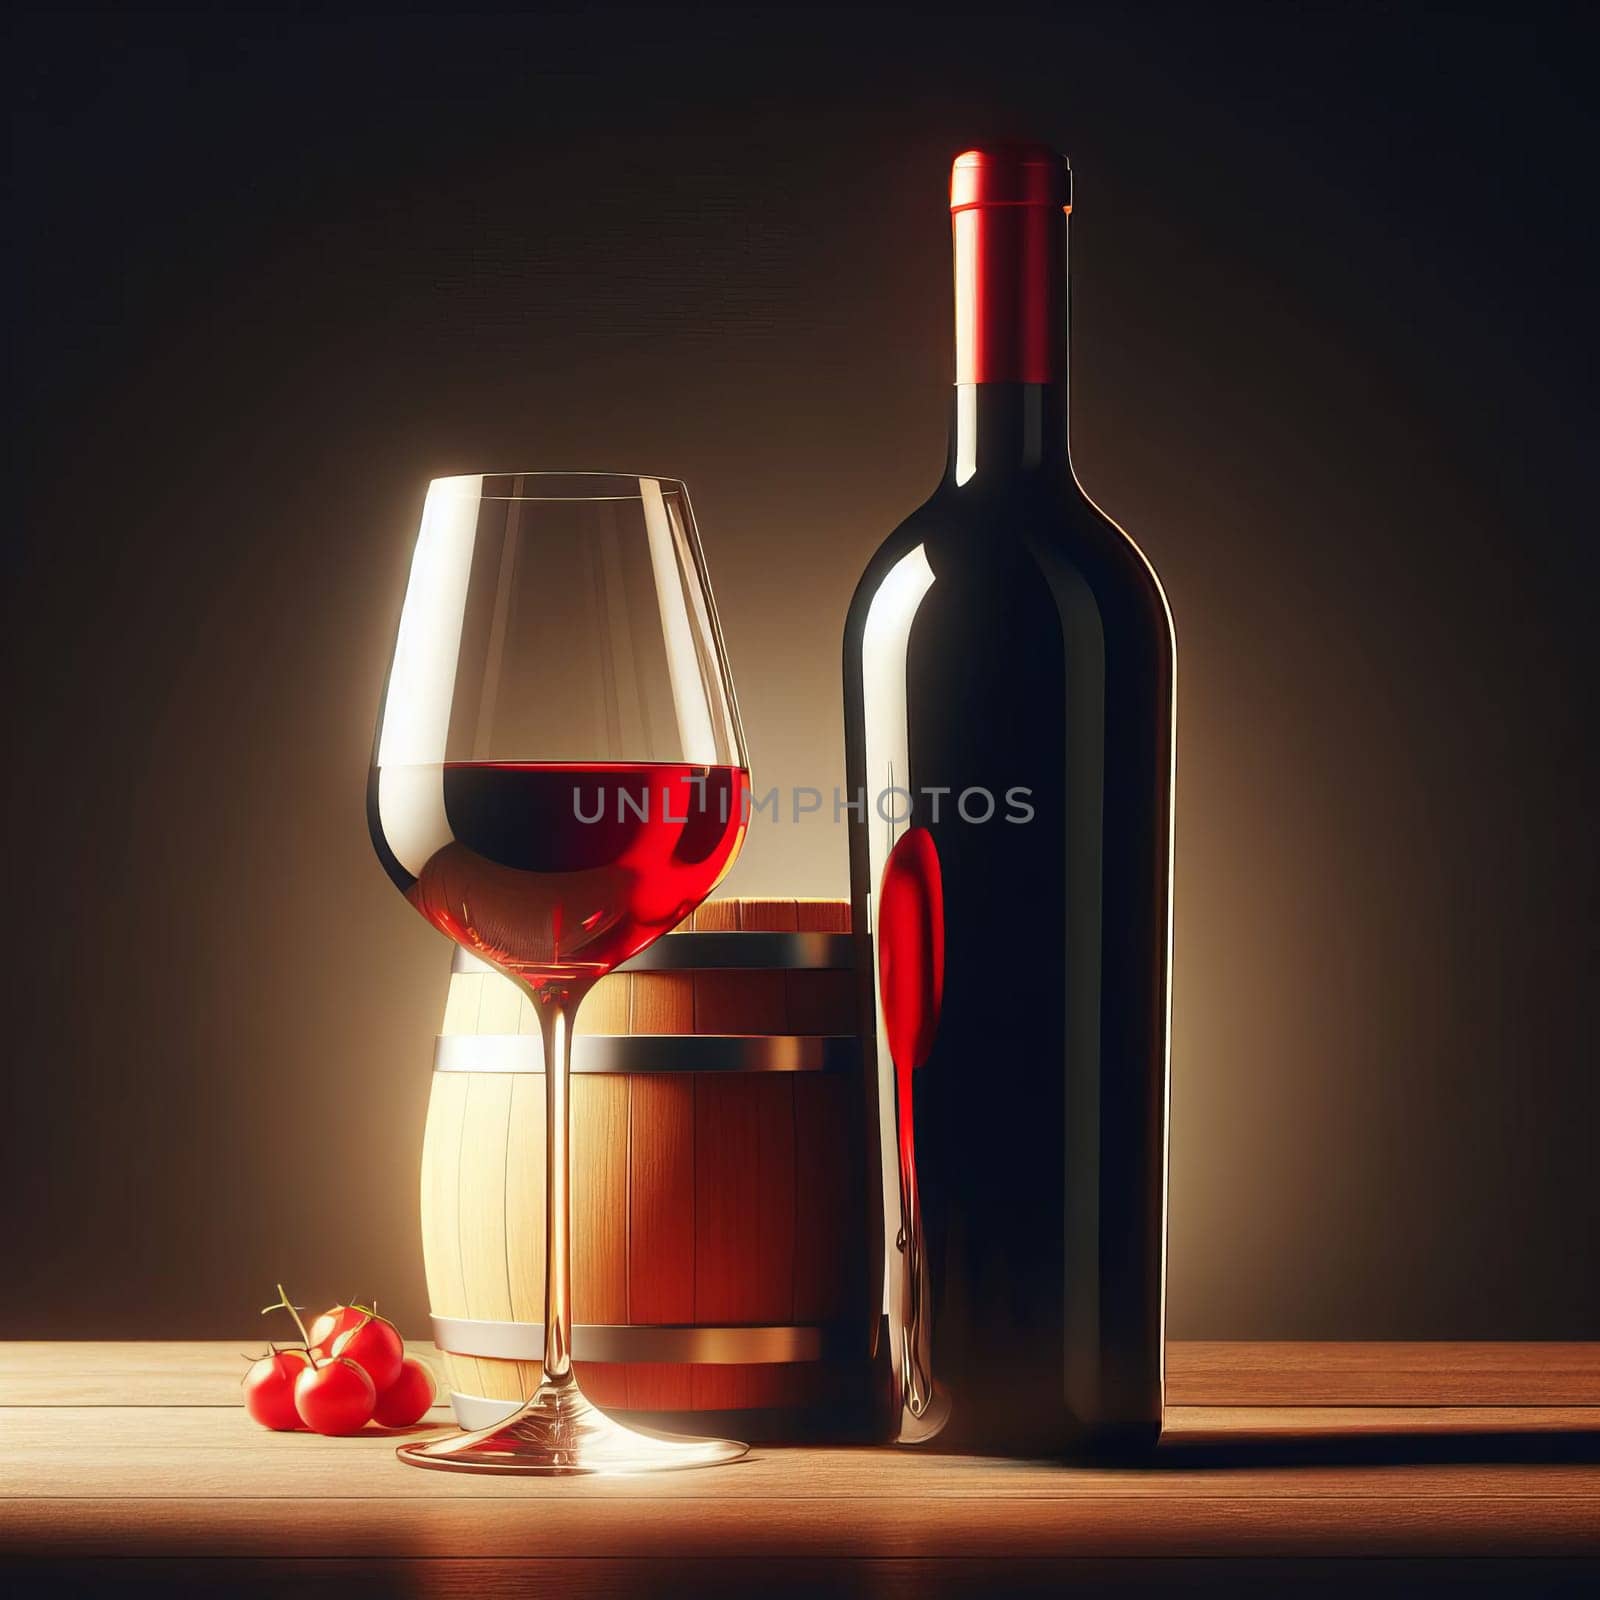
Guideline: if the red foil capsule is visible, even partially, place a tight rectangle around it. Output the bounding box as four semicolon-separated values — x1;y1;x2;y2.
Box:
950;144;1071;385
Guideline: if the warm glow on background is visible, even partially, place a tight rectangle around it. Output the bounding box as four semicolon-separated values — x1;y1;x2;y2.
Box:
7;4;1594;1342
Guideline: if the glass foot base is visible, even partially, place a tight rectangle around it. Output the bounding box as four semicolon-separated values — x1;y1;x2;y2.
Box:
396;1379;749;1476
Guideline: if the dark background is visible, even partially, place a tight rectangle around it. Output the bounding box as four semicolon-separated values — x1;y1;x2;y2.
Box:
7;2;1596;1340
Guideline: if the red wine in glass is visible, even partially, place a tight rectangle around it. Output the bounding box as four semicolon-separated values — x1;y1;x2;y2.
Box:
373;761;749;987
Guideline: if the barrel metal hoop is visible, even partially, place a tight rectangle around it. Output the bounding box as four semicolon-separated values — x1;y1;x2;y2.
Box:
433;1033;859;1075
430;1315;845;1365
448;1391;525;1430
451;931;853;976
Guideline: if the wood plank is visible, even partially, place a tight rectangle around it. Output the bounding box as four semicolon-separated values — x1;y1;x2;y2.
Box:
475;972;523;1035
2;1407;1597;1501
439;972;485;1035
5;1335;1600;1576
626;1075;696;1412
503;1072;547;1402
418;1076;471;1321
693;1075;797;1331
7;1343;1599;1410
792;1073;862;1323
457;1075;515;1328
0;1348;445;1414
794;900;850;934
595;953;685;1410
784;969;856;1034
1170;1404;1600;1437
693;900;742;933
693;1074;796;1410
630;973;694;1033
571;1076;629;1408
1165;1343;1600;1407
787;894;854;1033
574;973;630;1034
453;1073;518;1402
627;1077;696;1321
695;897;794;1031
695;968;789;1032
3;1494;1596;1561
736;899;800;933
416;1073;483;1401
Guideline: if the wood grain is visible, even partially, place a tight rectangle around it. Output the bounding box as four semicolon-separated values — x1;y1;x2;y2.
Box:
8;1342;1597;1410
455;1073;519;1401
693;1074;797;1411
784;968;856;1034
692;899;742;933
788;895;854;1034
627;1075;696;1412
439;972;485;1036
474;970;523;1036
629;972;694;1033
457;1074;515;1328
4;1403;1598;1501
695;897;794;1032
3;1344;1596;1585
792;1073;862;1323
2;1490;1595;1562
503;1072;547;1400
571;1075;630;1408
795;899;851;934
416;1071;482;1402
575;971;630;1035
1165;1342;1600;1406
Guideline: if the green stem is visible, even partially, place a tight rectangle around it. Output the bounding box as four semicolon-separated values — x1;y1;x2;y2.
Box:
262;1284;319;1367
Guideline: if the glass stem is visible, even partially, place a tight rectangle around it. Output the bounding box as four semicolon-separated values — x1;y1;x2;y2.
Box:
533;982;590;1390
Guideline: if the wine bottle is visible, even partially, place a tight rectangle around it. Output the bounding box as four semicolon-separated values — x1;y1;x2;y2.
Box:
842;144;1175;1457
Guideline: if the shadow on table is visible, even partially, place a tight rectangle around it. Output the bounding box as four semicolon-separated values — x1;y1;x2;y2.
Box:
1150;1423;1600;1469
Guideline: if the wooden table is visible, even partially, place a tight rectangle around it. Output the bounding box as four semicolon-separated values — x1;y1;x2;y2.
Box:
3;1342;1597;1594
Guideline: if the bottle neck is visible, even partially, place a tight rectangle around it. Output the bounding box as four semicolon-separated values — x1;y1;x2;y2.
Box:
947;383;1068;485
946;199;1069;486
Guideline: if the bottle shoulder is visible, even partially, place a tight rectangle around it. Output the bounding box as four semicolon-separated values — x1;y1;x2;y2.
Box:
844;471;1174;658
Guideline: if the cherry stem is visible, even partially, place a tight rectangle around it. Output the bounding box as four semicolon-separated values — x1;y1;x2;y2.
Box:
262;1283;319;1367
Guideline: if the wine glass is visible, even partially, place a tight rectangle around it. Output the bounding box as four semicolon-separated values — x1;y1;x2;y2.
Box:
369;471;750;1474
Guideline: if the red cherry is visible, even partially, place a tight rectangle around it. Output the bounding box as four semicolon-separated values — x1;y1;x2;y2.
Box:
372;1357;437;1428
242;1348;312;1431
294;1356;376;1435
330;1314;405;1393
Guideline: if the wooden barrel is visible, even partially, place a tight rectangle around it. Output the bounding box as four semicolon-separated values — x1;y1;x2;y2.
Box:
420;897;871;1440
